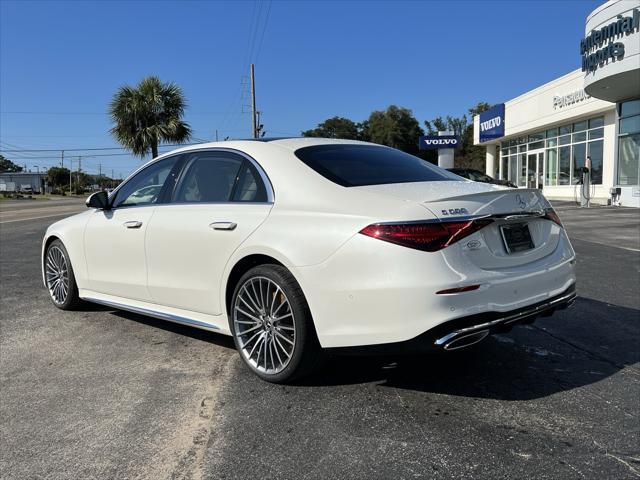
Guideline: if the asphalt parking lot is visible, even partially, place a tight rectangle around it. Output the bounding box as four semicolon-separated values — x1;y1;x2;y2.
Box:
1;198;638;479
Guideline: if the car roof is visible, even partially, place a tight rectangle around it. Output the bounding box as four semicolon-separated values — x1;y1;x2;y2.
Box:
162;137;375;156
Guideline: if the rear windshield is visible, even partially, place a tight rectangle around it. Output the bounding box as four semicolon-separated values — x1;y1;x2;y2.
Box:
294;144;460;187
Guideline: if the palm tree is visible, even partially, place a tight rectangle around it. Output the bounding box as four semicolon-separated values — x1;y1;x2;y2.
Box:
109;76;192;158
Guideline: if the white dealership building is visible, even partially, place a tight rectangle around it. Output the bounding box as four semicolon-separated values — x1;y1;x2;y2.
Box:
474;0;640;207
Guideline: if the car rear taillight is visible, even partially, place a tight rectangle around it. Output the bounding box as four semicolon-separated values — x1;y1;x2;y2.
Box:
359;219;493;252
543;208;563;227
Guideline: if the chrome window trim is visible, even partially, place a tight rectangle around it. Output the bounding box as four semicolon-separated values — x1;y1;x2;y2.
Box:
108;147;275;207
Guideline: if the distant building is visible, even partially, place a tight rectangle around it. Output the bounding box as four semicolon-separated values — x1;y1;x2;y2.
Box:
474;0;640;207
0;172;47;193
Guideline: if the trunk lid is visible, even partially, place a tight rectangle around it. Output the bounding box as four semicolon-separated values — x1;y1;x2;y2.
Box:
355;181;562;268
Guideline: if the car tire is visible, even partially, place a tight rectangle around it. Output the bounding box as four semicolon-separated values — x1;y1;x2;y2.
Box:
229;264;324;383
44;239;83;310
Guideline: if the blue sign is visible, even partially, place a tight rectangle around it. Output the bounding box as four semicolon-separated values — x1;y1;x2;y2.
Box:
479;104;505;142
419;135;460;150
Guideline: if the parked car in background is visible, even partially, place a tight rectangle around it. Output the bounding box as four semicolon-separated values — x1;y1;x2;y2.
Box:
42;138;575;383
20;185;34;194
447;168;517;188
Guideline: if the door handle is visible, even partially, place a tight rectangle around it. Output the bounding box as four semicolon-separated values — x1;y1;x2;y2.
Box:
123;221;143;229
210;221;237;231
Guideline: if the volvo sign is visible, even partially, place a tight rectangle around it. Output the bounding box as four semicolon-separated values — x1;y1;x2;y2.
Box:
419;135;460;150
479;104;505;142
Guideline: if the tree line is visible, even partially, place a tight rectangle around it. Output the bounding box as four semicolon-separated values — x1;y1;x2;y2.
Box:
0;156;120;195
302;102;491;170
3;75;493;195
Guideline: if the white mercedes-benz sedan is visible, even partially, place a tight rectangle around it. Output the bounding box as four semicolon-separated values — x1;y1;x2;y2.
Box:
42;138;576;382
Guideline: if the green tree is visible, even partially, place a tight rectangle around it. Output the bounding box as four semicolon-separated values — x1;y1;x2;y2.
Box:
47;166;71;189
0;155;23;173
363;105;424;155
109;76;192;158
302;116;363;140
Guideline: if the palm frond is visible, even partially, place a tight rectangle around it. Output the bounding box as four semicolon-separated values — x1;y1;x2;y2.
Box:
109;76;192;158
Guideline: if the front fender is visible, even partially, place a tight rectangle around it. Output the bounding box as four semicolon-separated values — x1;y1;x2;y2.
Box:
41;211;93;290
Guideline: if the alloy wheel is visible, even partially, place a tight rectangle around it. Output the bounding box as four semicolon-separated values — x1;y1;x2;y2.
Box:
233;276;296;375
45;246;69;305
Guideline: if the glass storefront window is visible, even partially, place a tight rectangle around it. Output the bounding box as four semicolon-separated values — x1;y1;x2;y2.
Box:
519;154;527;186
498;114;608;188
620;99;640;117
501;155;509;180
559;146;571;185
589;116;604;128
546;148;558;186
509;155;518;185
617;99;640;186
528;133;544;142
620;115;640;135
589;128;604;140
573;120;588;132
588;140;603;185
572;132;587;142
618;134;639;185
572;143;586;184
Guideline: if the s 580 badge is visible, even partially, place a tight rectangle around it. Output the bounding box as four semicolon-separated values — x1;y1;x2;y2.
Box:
441;208;469;216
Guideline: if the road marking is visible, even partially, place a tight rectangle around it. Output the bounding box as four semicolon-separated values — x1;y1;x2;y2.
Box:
0;211;82;224
572;237;640;252
0;206;83;215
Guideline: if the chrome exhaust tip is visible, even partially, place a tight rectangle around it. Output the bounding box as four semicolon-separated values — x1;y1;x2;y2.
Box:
443;330;490;351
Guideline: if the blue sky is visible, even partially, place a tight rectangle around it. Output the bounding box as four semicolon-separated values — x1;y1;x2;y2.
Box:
1;0;601;178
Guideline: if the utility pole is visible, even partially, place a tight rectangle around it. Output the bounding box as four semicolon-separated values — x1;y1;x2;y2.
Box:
250;63;257;139
215;129;219;142
77;156;82;187
69;158;73;194
61;150;65;168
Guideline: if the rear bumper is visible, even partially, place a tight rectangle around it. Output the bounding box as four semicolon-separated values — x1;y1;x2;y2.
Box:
327;284;576;355
294;229;576;348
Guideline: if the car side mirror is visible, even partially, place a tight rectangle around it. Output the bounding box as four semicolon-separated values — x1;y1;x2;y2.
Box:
86;191;110;210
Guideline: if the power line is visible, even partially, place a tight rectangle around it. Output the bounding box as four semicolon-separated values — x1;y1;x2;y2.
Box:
0;142;203;153
0;110;229;116
253;1;273;65
1;150;177;160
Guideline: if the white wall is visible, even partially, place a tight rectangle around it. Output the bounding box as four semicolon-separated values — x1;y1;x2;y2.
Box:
503;70;614;137
473;70;615;147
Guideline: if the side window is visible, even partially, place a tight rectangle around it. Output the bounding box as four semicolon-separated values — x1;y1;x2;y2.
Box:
232;161;268;202
112;156;179;208
173;152;243;203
